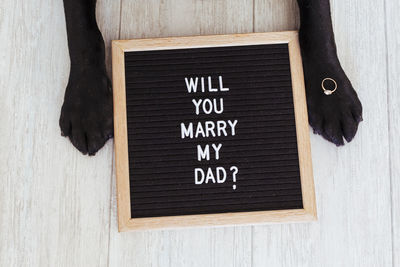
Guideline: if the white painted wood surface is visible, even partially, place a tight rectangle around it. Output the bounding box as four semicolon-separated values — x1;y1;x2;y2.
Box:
386;0;400;266
0;0;397;266
0;0;114;266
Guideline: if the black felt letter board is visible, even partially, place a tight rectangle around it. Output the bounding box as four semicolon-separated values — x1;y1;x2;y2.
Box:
124;44;303;219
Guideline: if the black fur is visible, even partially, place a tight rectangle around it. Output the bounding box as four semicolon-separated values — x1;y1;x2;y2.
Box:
61;0;113;155
61;0;362;155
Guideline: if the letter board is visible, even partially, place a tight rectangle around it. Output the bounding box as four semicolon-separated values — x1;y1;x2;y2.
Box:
112;32;316;231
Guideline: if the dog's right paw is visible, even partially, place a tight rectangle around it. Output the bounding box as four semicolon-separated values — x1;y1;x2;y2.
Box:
59;65;113;156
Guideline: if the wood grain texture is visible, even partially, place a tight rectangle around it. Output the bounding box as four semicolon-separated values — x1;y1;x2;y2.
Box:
253;0;392;266
116;31;298;51
119;0;253;39
112;43;131;232
97;0;122;76
0;0;120;266
288;36;316;219
385;0;400;265
254;0;299;32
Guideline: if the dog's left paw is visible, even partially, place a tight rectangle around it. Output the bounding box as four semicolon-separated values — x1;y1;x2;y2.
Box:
302;56;363;146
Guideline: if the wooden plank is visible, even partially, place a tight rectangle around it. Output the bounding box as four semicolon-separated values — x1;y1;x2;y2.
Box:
112;43;131;232
385;0;400;265
116;31;300;51
253;0;393;266
254;0;299;32
97;0;123;75
119;0;253;39
108;0;253;266
0;0;120;266
288;35;316;219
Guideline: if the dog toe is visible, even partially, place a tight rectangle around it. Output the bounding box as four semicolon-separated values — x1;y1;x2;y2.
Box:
351;102;363;123
322;119;344;146
341;111;359;143
308;111;324;135
87;131;107;156
69;126;88;155
59;110;72;137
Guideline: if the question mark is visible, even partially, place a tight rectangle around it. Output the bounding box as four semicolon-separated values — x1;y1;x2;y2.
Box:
230;166;239;190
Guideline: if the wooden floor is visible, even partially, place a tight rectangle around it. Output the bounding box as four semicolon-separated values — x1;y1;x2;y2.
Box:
0;0;398;266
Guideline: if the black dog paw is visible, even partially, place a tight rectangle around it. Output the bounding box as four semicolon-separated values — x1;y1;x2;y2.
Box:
60;64;113;156
302;54;363;146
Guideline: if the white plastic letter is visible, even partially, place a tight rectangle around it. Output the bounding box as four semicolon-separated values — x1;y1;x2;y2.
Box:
185;77;198;93
181;123;193;139
195;168;205;185
197;145;210;161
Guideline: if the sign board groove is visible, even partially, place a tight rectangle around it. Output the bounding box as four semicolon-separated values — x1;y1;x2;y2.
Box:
112;32;316;231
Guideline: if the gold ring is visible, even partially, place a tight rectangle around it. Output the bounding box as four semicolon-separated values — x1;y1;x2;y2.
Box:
321;78;337;95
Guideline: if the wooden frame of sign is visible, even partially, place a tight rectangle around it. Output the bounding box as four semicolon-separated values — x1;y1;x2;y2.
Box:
112;31;316;232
